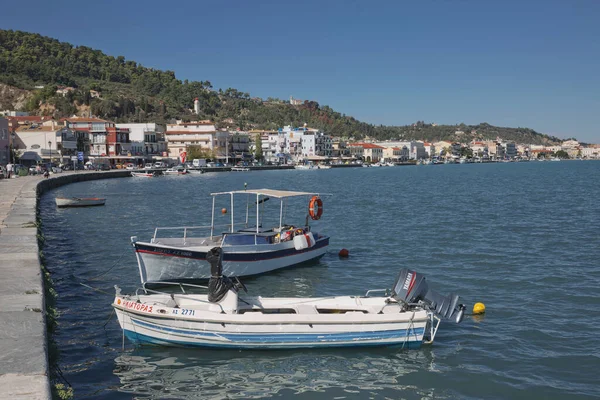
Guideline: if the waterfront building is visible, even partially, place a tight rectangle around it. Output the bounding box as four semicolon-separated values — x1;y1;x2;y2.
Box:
60;117;130;163
433;141;453;157
581;146;599;159
376;141;426;160
228;131;251;163
422;142;435;158
348;143;384;162
382;146;407;162
300;130;332;160
248;130;279;163
503;142;517;159
347;143;365;160
470;141;489;159
517;144;530;158
11;118;60;165
117;123;166;159
56;126;89;163
331;137;352;160
164;120;217;159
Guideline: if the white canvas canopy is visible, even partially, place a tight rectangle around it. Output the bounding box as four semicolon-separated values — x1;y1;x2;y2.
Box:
211;189;321;198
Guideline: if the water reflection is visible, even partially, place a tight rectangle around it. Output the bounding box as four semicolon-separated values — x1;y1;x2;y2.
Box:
114;347;434;399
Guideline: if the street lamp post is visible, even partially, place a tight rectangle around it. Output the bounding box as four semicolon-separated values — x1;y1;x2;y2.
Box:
10;132;16;163
48;141;52;164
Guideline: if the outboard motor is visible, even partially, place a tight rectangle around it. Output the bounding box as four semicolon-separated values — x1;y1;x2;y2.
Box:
392;268;465;323
207;247;235;303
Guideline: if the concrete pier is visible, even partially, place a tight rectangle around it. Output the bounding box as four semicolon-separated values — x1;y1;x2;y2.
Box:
0;175;51;399
0;170;130;399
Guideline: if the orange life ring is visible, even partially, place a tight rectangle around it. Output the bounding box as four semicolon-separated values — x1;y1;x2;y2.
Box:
308;196;323;220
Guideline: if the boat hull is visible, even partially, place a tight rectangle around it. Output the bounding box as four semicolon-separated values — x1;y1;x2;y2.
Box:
114;300;428;349
55;197;105;207
134;236;329;282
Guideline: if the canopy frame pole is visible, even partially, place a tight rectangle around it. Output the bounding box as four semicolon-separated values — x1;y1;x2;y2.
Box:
230;193;234;232
255;194;260;233
279;198;284;229
210;196;216;238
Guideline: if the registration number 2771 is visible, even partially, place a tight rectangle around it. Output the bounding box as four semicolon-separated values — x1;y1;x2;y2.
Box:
172;309;195;316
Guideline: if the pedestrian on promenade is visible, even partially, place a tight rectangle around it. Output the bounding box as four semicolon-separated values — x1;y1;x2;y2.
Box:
43;169;49;179
6;163;12;179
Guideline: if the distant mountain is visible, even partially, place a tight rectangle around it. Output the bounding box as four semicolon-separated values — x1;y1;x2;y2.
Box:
0;29;563;144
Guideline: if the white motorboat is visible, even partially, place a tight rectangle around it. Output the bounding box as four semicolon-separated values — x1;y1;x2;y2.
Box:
55;197;106;208
131;171;156;178
163;166;188;175
113;256;466;350
231;166;250;172
187;168;205;174
317;165;332;169
131;189;330;284
294;164;317;170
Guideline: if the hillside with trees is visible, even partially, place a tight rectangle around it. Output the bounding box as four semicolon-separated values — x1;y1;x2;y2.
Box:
0;29;563;144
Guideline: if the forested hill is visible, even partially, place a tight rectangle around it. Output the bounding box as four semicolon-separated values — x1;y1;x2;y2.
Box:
0;29;563;144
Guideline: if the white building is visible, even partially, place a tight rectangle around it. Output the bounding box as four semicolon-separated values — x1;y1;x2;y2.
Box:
165;121;217;159
376;141;426;160
116;123;166;157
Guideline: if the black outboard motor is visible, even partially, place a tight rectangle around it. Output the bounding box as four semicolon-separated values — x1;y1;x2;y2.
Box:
391;268;465;323
207;247;235;303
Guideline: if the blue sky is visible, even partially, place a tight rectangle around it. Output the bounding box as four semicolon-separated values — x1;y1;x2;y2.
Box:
2;0;599;142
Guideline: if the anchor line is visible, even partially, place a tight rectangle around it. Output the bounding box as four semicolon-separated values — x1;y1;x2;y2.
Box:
79;283;113;296
86;248;129;281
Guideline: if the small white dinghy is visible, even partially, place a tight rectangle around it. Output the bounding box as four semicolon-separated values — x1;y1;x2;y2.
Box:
131;171;155;178
113;248;465;349
55;197;106;208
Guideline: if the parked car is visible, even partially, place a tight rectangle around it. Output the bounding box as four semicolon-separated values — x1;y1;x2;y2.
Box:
153;162;167;168
0;165;5;179
125;163;135;170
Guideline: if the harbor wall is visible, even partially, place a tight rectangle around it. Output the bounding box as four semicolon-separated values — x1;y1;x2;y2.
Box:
0;171;131;400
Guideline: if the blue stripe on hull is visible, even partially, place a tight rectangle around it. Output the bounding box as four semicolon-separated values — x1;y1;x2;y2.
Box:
135;237;330;262
124;330;424;350
126;318;424;349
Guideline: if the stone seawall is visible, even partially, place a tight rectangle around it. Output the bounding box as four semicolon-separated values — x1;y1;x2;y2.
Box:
0;171;130;399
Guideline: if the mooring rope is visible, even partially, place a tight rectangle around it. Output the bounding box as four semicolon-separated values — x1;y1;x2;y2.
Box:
85;248;129;282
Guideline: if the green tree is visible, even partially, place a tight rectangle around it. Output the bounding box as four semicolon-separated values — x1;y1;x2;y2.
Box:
555;150;569;159
254;133;263;161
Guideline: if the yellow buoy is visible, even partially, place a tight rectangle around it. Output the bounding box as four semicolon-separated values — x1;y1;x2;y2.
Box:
473;302;486;315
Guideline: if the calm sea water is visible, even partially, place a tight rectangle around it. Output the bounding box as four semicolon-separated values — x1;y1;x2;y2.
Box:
40;161;600;399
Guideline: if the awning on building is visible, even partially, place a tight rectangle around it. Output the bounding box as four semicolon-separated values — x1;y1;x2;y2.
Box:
19;151;42;161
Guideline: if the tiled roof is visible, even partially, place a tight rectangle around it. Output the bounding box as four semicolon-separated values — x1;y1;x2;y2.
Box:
7;116;52;123
165;130;216;135
61;117;108;123
349;143;384;149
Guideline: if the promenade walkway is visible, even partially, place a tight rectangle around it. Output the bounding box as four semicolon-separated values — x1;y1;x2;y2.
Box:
0;175;51;399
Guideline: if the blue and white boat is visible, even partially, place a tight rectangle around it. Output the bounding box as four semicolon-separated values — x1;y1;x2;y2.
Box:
113;255;466;349
131;189;330;284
